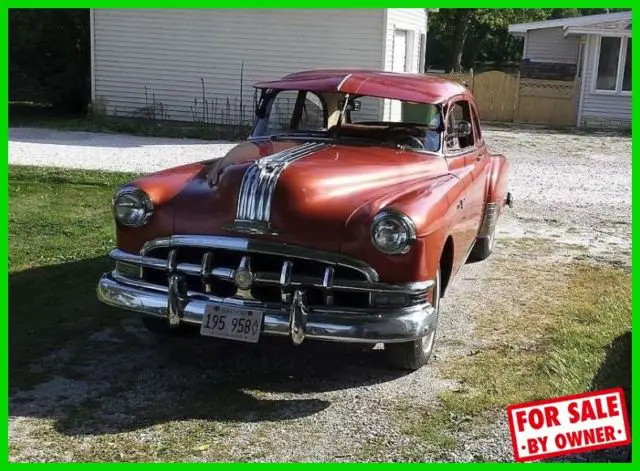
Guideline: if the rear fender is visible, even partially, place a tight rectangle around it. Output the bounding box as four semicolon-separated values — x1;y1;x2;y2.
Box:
486;153;510;210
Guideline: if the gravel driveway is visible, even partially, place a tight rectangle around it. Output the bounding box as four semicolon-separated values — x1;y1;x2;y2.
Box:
9;126;631;462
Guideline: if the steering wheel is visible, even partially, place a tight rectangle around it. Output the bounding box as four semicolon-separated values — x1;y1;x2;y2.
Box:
382;123;426;150
386;134;426;150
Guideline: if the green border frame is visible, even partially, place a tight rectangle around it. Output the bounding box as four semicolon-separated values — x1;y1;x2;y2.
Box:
2;2;636;465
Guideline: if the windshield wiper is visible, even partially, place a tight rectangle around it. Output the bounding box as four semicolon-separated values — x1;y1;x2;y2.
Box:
265;131;329;141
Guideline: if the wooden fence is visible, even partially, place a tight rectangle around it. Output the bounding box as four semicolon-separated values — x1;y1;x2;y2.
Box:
433;70;580;127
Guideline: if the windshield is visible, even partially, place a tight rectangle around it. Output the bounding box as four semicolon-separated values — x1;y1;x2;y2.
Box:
251;90;444;153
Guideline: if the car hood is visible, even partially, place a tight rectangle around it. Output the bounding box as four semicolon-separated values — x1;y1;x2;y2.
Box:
151;140;449;253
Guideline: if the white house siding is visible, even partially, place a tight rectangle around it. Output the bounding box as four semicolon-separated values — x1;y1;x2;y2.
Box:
524;27;580;63
382;8;428;120
579;35;631;129
92;9;386;125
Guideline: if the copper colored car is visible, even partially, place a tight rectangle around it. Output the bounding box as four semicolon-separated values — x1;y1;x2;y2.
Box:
97;69;512;370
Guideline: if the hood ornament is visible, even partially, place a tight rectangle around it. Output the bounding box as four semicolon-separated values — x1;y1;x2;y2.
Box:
223;219;280;236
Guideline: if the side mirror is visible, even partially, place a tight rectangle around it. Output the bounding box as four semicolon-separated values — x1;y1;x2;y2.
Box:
455;120;472;138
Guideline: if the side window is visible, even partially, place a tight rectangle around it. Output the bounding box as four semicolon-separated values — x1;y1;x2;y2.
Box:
445;101;476;153
264;91;327;135
268;91;298;133
299;92;326;130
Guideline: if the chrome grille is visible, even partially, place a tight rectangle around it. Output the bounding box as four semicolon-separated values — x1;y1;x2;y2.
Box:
110;235;433;310
143;247;366;307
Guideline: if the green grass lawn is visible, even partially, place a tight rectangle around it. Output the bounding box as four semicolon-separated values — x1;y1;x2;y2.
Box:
403;243;632;454
9;166;138;389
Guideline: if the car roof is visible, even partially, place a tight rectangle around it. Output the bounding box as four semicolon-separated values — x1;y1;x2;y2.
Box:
253;69;471;105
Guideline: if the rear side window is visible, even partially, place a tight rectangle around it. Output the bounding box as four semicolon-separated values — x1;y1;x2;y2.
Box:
445;100;476;152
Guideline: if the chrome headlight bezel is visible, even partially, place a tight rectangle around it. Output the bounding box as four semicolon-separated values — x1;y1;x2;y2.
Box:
112;187;154;228
370;210;417;255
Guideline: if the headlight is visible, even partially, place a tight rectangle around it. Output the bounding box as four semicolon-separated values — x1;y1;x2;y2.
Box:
371;210;416;254
113;187;153;227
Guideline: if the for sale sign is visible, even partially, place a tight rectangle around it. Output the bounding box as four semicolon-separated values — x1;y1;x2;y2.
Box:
507;388;630;462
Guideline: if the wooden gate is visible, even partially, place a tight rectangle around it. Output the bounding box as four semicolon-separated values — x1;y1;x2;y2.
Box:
429;70;580;127
471;71;518;122
514;78;578;127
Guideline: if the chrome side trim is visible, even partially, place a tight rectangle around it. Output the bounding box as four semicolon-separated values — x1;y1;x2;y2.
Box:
478;202;499;238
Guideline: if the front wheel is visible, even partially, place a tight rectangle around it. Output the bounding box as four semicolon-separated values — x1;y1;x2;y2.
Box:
385;268;441;371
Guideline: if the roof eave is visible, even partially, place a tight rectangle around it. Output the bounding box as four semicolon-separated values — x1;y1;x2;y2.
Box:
508;11;631;35
565;26;632;37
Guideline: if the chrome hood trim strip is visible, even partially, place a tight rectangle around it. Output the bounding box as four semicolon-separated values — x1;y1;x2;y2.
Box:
235;142;329;223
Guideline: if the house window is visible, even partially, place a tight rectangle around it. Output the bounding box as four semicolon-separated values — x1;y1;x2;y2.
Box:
622;39;631;91
595;36;632;93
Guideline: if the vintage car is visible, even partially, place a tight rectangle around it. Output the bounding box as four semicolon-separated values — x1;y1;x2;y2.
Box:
97;69;511;370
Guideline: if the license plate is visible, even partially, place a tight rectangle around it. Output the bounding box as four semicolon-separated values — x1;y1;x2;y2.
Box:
200;304;263;343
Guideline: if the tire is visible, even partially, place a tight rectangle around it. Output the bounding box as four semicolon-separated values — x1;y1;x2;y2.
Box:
469;222;497;262
385;268;441;371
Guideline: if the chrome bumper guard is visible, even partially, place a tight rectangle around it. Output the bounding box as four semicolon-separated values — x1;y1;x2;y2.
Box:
97;272;436;344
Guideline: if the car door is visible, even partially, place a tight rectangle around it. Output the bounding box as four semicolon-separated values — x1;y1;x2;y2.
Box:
443;99;478;268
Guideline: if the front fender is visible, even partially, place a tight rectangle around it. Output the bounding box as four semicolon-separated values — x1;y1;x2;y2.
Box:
339;174;460;284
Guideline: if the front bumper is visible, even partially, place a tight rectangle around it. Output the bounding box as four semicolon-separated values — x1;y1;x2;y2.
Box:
97;272;437;344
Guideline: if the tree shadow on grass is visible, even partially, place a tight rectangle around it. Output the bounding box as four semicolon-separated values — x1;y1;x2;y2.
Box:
590;331;632;462
9;256;411;436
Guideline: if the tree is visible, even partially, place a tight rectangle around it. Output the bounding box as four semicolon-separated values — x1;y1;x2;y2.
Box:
426;8;629;73
447;9;476;72
9;9;90;112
